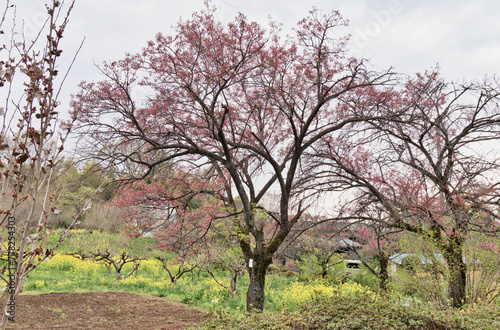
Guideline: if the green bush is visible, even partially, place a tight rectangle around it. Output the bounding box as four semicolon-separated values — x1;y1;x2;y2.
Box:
198;291;500;329
351;268;379;291
296;253;344;281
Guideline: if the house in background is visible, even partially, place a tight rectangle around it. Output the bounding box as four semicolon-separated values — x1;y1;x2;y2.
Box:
389;253;445;275
281;236;363;275
331;237;363;260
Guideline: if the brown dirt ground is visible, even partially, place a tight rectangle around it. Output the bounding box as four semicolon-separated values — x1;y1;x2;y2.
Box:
5;291;210;330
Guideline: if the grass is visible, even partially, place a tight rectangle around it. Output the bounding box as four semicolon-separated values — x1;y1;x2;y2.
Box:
22;254;300;312
22;254;385;313
41;306;68;322
8;230;500;329
21;254;500;329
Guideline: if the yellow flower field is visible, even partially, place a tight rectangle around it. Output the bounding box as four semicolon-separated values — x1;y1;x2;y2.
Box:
270;280;375;308
25;254;378;313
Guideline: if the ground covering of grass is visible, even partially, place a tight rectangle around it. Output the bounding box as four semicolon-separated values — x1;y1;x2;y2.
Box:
27;254;379;312
22;254;500;329
10;230;500;329
23;254;301;312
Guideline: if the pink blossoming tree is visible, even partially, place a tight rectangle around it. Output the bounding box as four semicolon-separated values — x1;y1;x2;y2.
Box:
71;6;393;311
313;69;500;307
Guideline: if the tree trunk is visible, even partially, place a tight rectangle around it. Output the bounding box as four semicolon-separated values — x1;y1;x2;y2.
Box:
378;254;389;292
230;269;241;297
321;260;328;279
446;252;467;308
246;253;271;312
0;294;10;330
445;235;467;308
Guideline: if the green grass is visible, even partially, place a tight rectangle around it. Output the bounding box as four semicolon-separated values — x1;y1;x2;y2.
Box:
21;254;299;312
9;230;500;329
22;254;500;329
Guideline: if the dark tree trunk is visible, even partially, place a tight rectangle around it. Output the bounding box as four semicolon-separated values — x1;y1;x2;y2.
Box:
246;252;272;312
445;239;467;308
378;254;389;292
239;205;290;312
448;264;466;308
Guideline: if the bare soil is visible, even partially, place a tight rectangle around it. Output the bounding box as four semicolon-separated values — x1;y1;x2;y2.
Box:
6;291;209;329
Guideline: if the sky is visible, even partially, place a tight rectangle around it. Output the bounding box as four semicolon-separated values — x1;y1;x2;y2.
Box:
3;0;498;213
10;0;500;110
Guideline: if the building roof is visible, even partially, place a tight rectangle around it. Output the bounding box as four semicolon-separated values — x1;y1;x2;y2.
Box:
333;238;363;249
389;253;444;265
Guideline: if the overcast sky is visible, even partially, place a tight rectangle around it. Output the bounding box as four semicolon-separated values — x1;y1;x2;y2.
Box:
11;0;500;111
